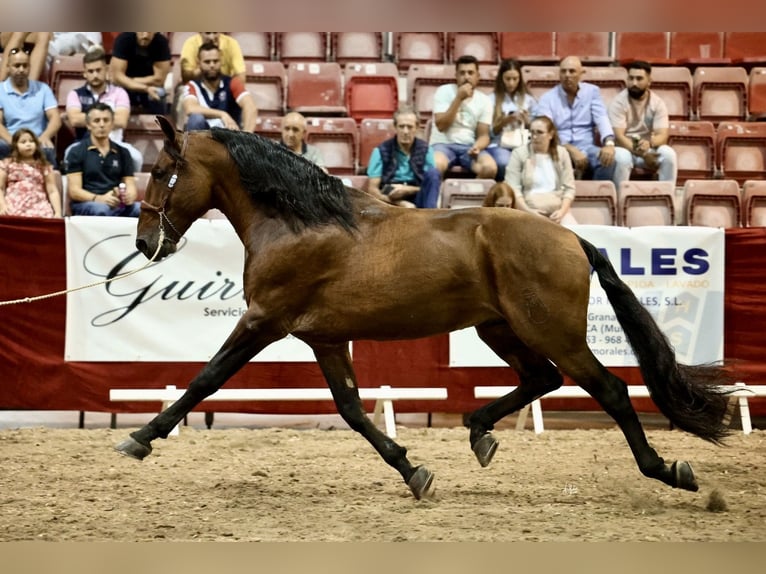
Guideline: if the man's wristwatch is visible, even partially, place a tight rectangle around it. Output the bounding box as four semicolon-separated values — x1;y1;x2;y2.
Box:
604;139;615;147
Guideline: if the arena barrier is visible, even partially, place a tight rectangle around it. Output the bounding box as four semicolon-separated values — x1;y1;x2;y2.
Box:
474;383;766;435
110;385;448;438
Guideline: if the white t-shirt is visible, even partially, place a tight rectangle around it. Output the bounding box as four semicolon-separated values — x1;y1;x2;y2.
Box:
429;83;493;146
528;154;557;195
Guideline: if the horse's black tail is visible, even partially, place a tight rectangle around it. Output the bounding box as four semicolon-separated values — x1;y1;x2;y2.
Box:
577;236;732;444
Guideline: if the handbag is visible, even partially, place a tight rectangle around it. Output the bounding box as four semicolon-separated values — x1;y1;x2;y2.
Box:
500;125;529;149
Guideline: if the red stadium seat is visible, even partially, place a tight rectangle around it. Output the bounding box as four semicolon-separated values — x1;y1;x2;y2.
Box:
716;121;766;184
618;181;676;227
168;32;195;57
343;175;369;191
448;33;498;65
684;179;742;228
252;116;282;143
123;115;164;172
724;32;766;66
244;61;286;117
614;33;672;65
286;62;346;115
555;32;613;64
331;32;383;65
406;64;454;126
440;178;496;209
498;33;557;64
394;33;446;70
649;66;694;121
693;66;749;123
276;32;328;62
230;32;272;60
49;55;83;108
520;65;560;101
571;180;618;226
582;66;627;109
667;120;717;184
343;62;399;123
742;180;766;227
670;32;730;66
748;67;766;119
358;118;396;174
304;117;358;175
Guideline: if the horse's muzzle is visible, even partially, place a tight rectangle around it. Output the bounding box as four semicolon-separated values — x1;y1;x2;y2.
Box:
135;236;176;260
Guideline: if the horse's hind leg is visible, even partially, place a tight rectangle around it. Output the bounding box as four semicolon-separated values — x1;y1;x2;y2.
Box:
115;317;282;459
468;321;564;467
311;343;433;500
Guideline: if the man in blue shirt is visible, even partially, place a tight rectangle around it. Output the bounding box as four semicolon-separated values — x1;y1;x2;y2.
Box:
367;105;441;208
0;48;61;166
534;56;616;180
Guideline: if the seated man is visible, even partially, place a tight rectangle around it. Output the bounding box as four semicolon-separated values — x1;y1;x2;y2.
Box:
367;105;440;208
608;60;678;188
280;111;327;172
429;54;497;180
109;32;171;115
182;42;257;132
66;103;140;217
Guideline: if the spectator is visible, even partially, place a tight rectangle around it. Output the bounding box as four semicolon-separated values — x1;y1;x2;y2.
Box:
0;33;51;82
482;181;515;209
486;59;536;182
64;46;143;172
182;42;257;132
109;32;171;115
429;54;497;180
66;103;140;217
366;104;441;208
505;115;577;225
534;56;615;181
0;47;61;167
0;128;61;218
608;60;678;188
280;112;327;171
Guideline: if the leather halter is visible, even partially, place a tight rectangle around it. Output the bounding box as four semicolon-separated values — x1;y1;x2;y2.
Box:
140;132;189;241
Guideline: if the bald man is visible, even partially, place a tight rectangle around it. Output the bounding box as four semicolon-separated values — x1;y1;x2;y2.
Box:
533;55;615;180
280;112;327;172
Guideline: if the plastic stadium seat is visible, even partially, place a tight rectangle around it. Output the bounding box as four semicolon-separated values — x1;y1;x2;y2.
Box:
440;179;495;209
670;32;730;66
716;121;766;184
618;181;676;227
520;65;560;101
570;180;618;225
748;67;766;119
724;32;766;66
244;61;286;117
123;115;164;172
448;33;498;65
304;117;358;175
133;171;150;202
614;33;672;65
343;62;399;123
582;66;628;109
693;66;749;123
684;179;742;228
742;180;766;227
406;64;454;125
394;33;446;69
649;66;694;121
358;118;396;174
230;32;272;60
331;33;383;65
285;62;346;115
555;32;613;64
49;55;83;108
343;175;369;191
667;120;717;184
498;33;556;64
276;32;327;62
252;116;282;142
168;32;195;57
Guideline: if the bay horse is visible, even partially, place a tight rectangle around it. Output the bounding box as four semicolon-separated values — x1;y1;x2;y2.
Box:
116;116;733;500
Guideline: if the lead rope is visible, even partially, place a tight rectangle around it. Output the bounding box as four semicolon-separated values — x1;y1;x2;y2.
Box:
0;226;166;307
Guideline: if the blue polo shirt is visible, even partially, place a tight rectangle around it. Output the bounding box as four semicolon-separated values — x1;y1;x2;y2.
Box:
367;144;435;182
0;79;58;137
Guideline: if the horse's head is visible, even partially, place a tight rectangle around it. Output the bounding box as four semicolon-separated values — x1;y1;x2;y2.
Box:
135;116;215;260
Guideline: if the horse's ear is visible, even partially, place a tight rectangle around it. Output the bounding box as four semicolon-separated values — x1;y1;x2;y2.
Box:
155;116;180;149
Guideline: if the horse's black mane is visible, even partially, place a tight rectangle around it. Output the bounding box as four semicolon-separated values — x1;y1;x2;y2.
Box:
210;128;357;232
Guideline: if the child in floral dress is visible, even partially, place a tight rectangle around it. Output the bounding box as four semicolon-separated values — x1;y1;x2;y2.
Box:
0;128;62;217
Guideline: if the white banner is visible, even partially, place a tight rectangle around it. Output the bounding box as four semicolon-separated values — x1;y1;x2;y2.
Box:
449;225;725;367
65;217;317;362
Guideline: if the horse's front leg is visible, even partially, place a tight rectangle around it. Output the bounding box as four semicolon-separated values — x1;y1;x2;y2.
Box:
311;343;434;500
114;312;283;459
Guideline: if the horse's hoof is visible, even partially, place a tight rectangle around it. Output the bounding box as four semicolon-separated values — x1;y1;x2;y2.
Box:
408;466;435;500
472;433;499;468
672;460;698;492
114;437;152;460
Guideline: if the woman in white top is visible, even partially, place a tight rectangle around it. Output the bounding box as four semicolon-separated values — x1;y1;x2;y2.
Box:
505;115;577;225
